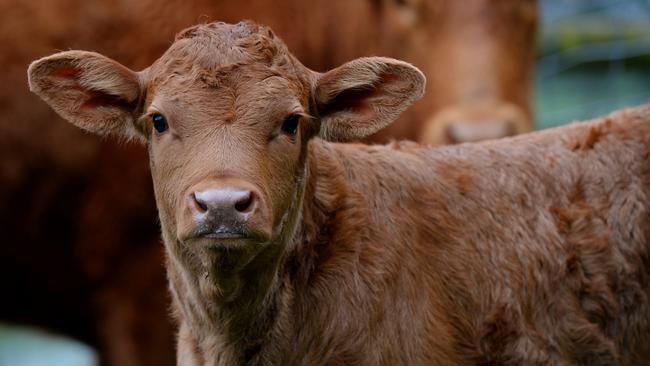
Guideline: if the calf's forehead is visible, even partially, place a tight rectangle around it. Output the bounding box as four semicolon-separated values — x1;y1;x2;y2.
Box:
145;21;304;92
142;23;311;129
146;71;308;132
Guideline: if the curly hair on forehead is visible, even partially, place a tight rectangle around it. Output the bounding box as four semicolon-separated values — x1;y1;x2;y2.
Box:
148;21;295;88
176;21;288;66
175;21;270;42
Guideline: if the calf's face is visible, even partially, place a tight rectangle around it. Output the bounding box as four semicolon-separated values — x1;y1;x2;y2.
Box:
27;22;425;277
145;61;310;256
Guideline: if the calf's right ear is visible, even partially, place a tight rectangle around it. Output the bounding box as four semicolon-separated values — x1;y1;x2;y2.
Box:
28;51;144;140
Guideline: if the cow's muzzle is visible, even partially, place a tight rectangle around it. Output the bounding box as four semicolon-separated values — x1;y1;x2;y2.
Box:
177;178;272;246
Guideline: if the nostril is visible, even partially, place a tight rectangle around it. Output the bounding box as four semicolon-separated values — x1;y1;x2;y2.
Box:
234;191;255;213
191;188;258;216
192;192;208;213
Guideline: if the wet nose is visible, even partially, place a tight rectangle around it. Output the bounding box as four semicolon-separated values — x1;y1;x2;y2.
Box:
445;120;515;144
190;188;258;221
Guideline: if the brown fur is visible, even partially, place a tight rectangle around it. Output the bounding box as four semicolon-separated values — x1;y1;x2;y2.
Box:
5;2;535;364
28;21;650;365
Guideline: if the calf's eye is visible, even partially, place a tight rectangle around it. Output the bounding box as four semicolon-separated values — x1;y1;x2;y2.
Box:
281;114;300;137
152;113;168;133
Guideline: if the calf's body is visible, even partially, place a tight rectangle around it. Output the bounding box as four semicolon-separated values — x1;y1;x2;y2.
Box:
172;108;650;365
28;22;649;365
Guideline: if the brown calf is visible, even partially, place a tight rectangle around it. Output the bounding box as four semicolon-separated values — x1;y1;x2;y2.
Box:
29;21;647;365
5;3;535;363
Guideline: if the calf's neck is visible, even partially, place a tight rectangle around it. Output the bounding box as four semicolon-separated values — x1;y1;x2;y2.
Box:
28;21;650;365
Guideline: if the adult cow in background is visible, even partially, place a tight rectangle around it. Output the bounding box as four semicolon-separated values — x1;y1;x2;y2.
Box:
1;1;536;365
368;0;537;144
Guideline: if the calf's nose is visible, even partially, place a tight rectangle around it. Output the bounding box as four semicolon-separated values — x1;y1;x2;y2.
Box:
191;188;257;221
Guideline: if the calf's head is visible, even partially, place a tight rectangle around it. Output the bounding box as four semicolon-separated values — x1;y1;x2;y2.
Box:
28;21;424;291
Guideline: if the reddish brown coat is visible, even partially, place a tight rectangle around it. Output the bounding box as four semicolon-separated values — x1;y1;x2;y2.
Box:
28;21;649;365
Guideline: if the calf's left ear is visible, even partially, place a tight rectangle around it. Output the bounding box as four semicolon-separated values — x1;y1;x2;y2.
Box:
28;51;144;141
314;57;425;141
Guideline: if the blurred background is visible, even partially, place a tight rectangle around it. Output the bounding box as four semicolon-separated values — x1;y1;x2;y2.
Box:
0;0;649;365
537;0;650;128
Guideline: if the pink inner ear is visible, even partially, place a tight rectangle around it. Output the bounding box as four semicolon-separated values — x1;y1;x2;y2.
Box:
81;89;133;110
321;85;381;119
50;66;81;78
47;67;132;111
81;90;131;109
380;73;400;82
